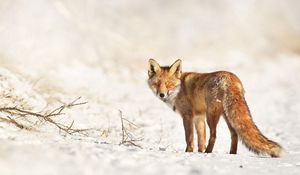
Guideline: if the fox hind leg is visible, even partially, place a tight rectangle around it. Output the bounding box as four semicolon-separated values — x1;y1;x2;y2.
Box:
224;116;238;154
205;107;222;153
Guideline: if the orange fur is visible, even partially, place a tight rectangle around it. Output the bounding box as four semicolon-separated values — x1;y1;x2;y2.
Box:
148;59;282;157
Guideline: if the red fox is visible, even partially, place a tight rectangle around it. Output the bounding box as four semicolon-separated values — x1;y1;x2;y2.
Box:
147;59;282;157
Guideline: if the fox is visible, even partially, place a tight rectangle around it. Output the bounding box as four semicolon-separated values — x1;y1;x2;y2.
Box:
147;58;283;157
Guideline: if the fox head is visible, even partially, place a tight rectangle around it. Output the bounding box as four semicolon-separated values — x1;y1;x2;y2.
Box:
147;59;182;102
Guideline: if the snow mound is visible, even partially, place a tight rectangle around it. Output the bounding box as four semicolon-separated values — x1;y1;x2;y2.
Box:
0;68;46;110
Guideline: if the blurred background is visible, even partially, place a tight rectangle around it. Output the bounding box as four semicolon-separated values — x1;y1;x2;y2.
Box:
1;0;300;116
0;0;299;74
0;0;300;122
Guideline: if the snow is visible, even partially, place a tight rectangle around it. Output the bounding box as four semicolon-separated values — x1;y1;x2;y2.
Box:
1;1;300;175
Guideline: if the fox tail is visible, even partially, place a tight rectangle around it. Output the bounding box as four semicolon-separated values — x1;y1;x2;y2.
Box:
223;81;283;157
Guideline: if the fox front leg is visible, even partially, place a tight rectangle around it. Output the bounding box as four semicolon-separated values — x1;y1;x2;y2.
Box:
194;114;206;152
182;116;194;152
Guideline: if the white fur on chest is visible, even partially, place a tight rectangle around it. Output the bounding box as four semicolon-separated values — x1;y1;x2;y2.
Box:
164;96;176;110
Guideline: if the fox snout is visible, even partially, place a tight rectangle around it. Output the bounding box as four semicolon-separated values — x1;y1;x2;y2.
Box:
157;88;180;101
159;92;169;102
154;90;167;99
157;85;168;99
159;93;166;98
158;92;169;100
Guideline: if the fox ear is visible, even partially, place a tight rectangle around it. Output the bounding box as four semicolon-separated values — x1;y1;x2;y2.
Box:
148;59;161;77
169;59;182;78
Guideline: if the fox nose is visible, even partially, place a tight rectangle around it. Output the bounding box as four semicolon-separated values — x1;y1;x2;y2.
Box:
159;93;165;98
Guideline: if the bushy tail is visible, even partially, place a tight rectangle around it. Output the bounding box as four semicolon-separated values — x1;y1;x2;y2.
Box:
223;85;283;157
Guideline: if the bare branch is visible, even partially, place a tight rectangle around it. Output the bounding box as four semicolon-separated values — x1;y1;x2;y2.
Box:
119;110;143;148
0;116;32;131
0;97;90;135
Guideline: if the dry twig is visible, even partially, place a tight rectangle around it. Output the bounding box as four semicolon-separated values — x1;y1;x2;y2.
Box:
119;110;142;148
0;116;32;130
0;97;90;135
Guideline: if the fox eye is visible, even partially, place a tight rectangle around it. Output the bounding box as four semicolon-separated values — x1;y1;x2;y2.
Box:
153;82;159;87
166;82;174;88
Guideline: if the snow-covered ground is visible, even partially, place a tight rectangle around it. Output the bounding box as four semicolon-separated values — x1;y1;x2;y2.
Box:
1;1;300;175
